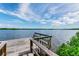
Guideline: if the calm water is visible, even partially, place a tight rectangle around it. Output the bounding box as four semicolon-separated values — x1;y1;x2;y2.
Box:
0;30;78;51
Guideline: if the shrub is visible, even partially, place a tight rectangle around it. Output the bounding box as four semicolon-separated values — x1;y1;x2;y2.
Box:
56;31;79;56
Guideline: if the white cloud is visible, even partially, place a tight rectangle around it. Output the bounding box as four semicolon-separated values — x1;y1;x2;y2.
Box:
0;3;42;22
52;20;66;26
48;7;57;14
17;3;51;24
52;10;79;26
1;3;79;27
61;16;79;24
0;9;30;21
39;19;48;24
0;3;65;25
17;3;41;21
0;23;18;28
47;4;65;15
18;3;29;15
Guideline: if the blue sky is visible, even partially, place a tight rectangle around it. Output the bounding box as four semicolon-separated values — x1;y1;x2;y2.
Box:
0;3;79;28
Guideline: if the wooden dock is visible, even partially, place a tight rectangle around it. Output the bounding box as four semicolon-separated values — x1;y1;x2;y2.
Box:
0;32;58;56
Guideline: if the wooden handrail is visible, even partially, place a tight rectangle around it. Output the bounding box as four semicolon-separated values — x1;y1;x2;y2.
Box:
30;39;57;56
33;32;52;37
33;36;52;40
0;41;7;56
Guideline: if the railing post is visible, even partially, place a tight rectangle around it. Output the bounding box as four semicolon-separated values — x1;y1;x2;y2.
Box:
48;37;51;49
4;44;6;56
0;42;7;56
30;39;33;53
0;49;2;56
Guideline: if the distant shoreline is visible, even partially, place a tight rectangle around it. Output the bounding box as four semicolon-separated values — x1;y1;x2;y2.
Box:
0;28;79;30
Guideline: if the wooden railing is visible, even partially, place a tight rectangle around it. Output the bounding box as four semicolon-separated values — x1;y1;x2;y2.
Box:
32;32;52;49
30;39;57;56
0;41;6;56
33;32;52;37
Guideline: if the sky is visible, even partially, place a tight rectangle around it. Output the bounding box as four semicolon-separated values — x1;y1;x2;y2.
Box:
0;3;79;29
